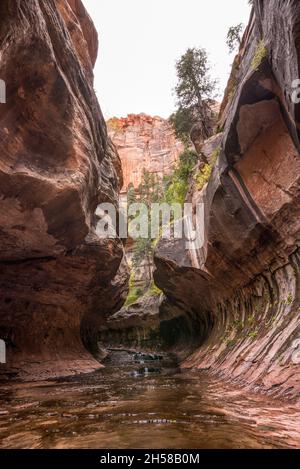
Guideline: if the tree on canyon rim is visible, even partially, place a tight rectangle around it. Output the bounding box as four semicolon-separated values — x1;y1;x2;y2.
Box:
226;23;244;54
169;47;217;144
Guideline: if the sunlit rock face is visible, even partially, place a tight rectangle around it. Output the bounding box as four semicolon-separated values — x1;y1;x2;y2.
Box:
107;114;184;192
154;0;300;400
0;0;128;380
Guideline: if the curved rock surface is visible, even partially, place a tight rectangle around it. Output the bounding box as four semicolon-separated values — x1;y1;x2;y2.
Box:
0;0;128;380
98;295;163;350
67;0;99;67
98;293;204;357
154;0;300;400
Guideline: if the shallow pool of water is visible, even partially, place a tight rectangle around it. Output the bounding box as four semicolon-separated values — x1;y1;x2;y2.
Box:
0;350;299;449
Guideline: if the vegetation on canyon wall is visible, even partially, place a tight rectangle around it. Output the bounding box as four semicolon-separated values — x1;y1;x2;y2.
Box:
193;145;221;190
169;47;217;144
122;44;219;309
251;40;268;70
124;147;197;306
164;149;198;204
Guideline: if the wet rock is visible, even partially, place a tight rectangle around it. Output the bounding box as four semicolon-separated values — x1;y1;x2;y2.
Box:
132;367;161;377
134;353;163;362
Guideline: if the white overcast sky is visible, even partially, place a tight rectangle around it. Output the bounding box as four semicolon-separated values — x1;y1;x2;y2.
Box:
82;0;251;119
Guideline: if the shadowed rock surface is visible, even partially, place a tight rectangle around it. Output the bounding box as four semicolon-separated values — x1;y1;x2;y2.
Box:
98;295;163;351
154;0;300;400
98;293;205;356
0;0;128;380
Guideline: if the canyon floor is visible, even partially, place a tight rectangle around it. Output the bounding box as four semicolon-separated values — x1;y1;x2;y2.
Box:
0;350;299;449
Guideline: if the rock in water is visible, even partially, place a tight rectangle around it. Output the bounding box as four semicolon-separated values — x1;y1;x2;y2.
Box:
154;0;300;400
0;0;128;380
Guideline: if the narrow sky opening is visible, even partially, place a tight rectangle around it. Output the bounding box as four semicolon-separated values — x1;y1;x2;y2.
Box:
83;0;251;119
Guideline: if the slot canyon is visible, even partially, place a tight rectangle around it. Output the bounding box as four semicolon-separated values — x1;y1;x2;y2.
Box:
0;0;299;450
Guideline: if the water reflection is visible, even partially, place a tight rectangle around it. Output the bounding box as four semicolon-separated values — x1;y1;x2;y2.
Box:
0;350;299;449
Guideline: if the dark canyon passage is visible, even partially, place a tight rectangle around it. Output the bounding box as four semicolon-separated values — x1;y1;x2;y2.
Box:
0;0;300;449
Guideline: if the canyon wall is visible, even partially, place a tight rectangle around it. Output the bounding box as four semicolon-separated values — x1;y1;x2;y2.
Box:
0;0;128;380
107;114;184;192
154;0;300;400
107;113;184;292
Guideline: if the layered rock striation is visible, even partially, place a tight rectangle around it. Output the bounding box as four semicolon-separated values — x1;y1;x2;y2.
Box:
0;0;128;379
107;114;184;192
154;0;300;399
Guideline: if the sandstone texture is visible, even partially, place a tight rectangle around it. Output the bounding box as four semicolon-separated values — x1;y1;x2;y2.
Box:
107;114;184;192
0;0;128;380
154;0;300;400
